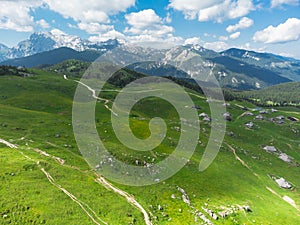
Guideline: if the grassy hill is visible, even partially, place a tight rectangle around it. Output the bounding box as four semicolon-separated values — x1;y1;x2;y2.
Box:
0;68;299;224
0;48;102;68
227;82;300;106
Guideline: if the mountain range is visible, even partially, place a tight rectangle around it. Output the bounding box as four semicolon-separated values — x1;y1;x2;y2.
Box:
0;30;122;61
1;31;300;90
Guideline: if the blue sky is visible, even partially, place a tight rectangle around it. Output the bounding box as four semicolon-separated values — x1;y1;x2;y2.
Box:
0;0;300;58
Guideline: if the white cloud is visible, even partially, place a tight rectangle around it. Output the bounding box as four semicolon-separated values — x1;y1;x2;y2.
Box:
0;0;133;33
125;9;164;31
164;12;172;24
44;0;135;23
219;36;229;41
78;22;114;34
226;17;254;32
253;18;300;44
89;30;126;43
184;37;202;45
271;0;299;8
169;0;255;22
229;31;241;39
36;19;50;28
168;0;222;20
203;41;229;51
0;0;43;32
124;9;179;46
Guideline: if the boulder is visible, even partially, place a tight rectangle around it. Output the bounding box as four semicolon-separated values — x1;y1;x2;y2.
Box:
263;146;277;152
275;177;292;189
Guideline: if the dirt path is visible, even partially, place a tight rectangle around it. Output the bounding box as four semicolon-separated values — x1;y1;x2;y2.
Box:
225;143;259;178
33;148;65;165
236;111;248;120
64;75;118;116
225;142;300;213
4;135;152;225
95;176;152;225
36;144;153;225
0;138;18;148
266;187;300;212
1;137;108;225
39;166;107;225
35;147;153;225
187;92;206;99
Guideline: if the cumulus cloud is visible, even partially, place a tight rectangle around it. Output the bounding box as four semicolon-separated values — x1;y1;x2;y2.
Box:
44;0;135;23
78;22;114;34
124;9;180;46
226;17;253;33
229;31;240;39
184;37;202;45
125;9;163;31
203;41;229;51
271;0;299;8
77;22;126;42
88;30;126;43
253;18;300;44
168;0;222;20
169;0;255;22
0;0;43;32
0;0;135;35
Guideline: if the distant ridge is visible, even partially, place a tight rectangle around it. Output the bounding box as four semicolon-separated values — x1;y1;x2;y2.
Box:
0;47;102;68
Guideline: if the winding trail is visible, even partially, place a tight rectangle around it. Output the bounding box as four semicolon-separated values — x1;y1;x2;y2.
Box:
225;143;259;178
0;138;18;148
95;175;152;225
1;137;107;225
1;136;152;225
64;75;118;116
266;187;300;212
225;142;300;213
39;166;107;225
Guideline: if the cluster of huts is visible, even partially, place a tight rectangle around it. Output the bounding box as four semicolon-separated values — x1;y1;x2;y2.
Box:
244;108;299;129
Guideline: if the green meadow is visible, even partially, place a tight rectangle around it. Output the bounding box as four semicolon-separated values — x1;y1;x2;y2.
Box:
0;68;299;224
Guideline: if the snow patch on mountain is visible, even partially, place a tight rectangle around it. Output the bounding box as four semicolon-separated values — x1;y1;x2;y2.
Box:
1;30;123;61
242;51;260;61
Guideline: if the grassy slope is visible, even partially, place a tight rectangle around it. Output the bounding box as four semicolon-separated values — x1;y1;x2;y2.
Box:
0;69;299;224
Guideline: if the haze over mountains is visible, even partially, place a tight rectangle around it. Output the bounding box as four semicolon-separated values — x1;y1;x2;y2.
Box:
1;31;300;90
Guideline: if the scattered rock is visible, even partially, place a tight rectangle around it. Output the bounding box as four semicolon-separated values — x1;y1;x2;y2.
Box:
287;116;298;122
255;115;264;120
223;112;232;121
192;105;201;109
263;146;277;152
275;177;292;189
203;116;211;122
245;121;254;129
277;120;284;124
259;110;268;114
278;153;292;163
199;113;208;117
202;207;219;220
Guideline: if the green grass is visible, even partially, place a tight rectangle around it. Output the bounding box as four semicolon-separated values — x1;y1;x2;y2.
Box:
0;69;300;224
